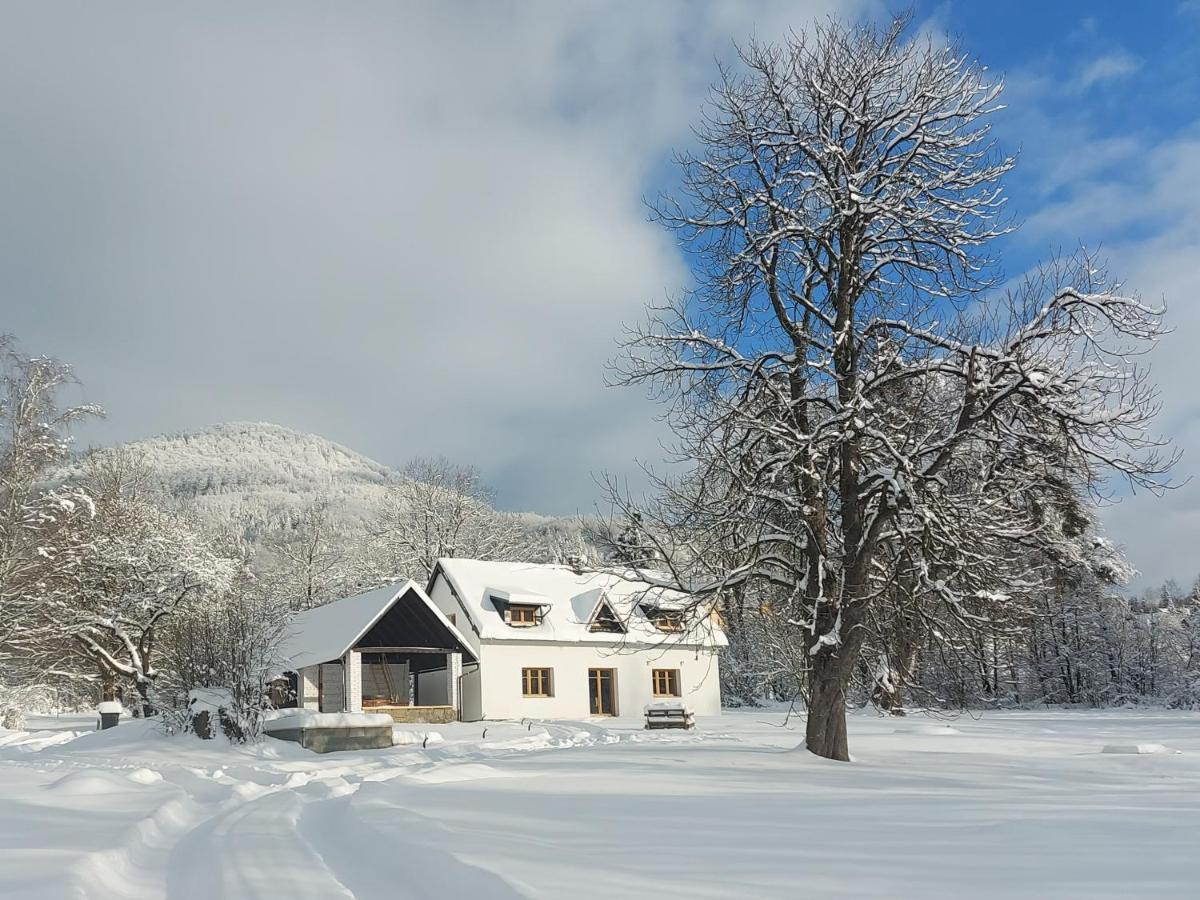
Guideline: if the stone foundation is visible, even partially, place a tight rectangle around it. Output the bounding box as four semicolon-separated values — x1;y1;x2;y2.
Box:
369;705;458;724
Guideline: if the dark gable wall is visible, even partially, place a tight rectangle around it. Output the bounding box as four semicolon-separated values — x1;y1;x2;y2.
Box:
355;586;475;659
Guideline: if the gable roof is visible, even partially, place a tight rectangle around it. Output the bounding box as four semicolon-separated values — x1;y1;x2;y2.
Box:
278;580;477;671
429;558;727;647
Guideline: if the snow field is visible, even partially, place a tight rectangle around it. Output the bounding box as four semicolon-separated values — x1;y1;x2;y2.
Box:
1;709;1199;898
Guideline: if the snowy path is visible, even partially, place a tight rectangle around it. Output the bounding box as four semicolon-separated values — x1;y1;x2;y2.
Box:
3;709;1200;898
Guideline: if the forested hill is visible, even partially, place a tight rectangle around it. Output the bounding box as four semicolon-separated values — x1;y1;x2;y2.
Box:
55;422;403;534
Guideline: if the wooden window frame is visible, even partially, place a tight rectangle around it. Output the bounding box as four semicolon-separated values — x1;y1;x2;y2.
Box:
505;604;542;627
588;667;618;716
652;668;681;697
522;667;554;698
653;612;684;633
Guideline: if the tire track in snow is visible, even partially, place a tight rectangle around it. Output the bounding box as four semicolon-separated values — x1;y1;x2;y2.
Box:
297;782;529;900
70;791;201;900
165;785;356;900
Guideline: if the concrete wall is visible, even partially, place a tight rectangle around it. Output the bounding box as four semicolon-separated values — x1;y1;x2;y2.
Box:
476;642;722;720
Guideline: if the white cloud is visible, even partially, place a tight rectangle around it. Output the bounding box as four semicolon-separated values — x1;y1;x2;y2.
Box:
0;1;860;514
1072;50;1141;91
1016;120;1200;589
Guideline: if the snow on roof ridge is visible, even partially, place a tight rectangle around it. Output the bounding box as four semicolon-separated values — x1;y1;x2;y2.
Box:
432;557;727;647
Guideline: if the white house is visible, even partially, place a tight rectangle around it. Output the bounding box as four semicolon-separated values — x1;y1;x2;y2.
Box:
426;558;725;720
278;559;726;722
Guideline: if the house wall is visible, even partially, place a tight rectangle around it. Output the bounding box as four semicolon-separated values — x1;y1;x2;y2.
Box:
460;665;483;721
299;666;319;710
427;573;483;655
415;670;448;706
319;663;345;712
473;641;722;721
427;568;722;721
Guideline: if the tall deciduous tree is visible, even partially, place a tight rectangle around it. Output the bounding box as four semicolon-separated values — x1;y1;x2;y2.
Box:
37;450;236;714
266;500;354;610
369;457;536;583
0;338;101;694
614;19;1172;759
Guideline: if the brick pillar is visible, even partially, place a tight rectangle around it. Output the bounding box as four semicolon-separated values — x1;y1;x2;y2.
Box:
448;652;462;719
300;667;319;710
345;650;363;713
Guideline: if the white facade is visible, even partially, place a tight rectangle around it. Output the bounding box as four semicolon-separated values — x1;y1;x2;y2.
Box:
469;641;722;719
427;559;725;721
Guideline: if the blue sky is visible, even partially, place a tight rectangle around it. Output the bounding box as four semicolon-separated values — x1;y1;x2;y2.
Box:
2;1;1196;588
894;2;1200;589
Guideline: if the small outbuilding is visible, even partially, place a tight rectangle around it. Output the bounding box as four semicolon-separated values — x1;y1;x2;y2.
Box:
278;580;477;724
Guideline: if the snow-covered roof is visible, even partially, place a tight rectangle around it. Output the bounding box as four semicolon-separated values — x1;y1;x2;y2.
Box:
430;559;728;647
278;580;477;671
487;586;556;608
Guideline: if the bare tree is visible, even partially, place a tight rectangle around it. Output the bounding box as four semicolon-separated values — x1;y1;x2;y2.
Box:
34;449;236;714
368;457;536;583
266;499;353;610
0;338;102;693
613;19;1172;759
158;561;290;741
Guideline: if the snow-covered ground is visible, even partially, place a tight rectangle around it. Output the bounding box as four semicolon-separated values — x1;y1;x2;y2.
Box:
2;708;1198;899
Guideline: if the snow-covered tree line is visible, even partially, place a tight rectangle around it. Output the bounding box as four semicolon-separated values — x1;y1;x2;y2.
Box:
0;337;588;727
605;17;1175;759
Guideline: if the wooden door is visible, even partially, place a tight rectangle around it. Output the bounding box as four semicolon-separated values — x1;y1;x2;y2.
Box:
588;668;617;716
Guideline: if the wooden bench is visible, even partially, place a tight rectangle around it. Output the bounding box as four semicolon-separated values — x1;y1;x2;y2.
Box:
644;701;695;730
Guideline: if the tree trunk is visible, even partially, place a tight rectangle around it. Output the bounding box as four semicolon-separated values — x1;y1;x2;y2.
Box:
134;679;155;718
805;659;850;761
100;666;116;703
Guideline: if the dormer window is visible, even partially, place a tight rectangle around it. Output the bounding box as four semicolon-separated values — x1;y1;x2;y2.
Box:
504;603;543;627
588;600;626;634
489;588;553;628
653;611;684;632
641;603;685;633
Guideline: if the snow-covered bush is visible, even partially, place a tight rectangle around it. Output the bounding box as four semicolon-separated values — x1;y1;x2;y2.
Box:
157;572;289;742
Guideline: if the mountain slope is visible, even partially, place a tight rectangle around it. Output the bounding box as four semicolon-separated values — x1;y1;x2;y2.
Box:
60;422;401;532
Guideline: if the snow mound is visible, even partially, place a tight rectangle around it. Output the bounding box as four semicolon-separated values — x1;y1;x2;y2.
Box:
406;763;510;784
0;729;85;751
49;769;137;796
894;724;961;736
1101;743;1168;755
126;767;164;785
